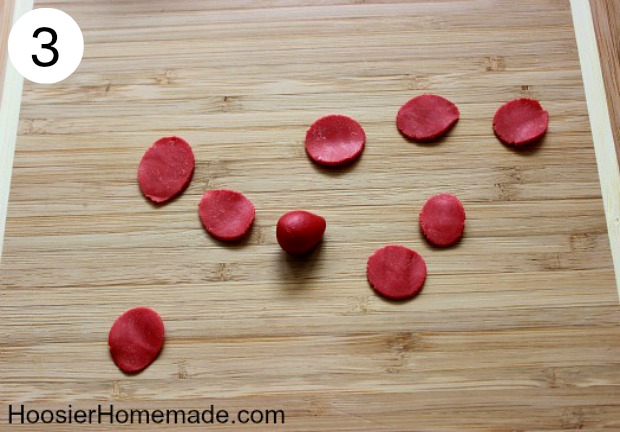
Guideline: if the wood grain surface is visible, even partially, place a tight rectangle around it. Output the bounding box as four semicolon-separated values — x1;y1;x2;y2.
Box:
591;0;620;161
2;0;620;430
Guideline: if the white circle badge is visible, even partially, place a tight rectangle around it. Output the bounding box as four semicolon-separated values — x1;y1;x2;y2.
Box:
8;8;84;84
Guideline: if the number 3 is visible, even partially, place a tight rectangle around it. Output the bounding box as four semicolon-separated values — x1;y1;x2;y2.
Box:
32;27;59;67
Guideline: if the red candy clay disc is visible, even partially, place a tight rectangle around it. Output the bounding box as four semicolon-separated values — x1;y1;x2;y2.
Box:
366;245;427;300
493;98;549;146
138;136;195;203
108;307;165;374
199;189;255;241
396;94;460;141
419;194;466;247
276;210;326;255
305;115;366;166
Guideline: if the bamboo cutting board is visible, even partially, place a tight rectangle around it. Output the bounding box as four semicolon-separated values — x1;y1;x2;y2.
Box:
1;0;620;430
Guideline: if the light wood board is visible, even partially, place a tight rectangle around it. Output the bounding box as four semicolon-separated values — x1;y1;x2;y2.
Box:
2;0;620;430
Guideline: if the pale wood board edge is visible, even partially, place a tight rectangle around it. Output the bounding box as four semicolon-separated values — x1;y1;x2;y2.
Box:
0;0;16;104
570;0;620;299
0;0;32;262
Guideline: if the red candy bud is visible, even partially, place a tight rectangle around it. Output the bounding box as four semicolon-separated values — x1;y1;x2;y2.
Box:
276;210;326;255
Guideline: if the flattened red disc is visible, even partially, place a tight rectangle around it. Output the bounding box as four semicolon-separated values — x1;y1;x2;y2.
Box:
396;94;459;141
199;189;255;241
419;194;466;247
493;98;549;146
108;307;165;374
366;245;427;300
305;115;365;166
138;136;195;203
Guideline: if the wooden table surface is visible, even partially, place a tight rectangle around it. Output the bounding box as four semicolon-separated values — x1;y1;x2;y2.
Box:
1;1;619;431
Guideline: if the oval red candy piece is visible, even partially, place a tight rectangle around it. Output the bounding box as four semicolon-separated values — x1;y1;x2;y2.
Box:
396;94;460;141
108;307;165;374
493;98;549;146
366;245;427;300
277;210;326;255
138;136;195;203
419;194;466;247
199;189;255;241
305;115;366;166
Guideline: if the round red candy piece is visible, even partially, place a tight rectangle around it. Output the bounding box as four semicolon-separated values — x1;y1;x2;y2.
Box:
277;210;326;255
108;307;165;374
493;98;548;146
366;245;427;300
305;115;365;166
396;94;460;141
199;189;255;241
419;194;466;247
138;136;195;203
